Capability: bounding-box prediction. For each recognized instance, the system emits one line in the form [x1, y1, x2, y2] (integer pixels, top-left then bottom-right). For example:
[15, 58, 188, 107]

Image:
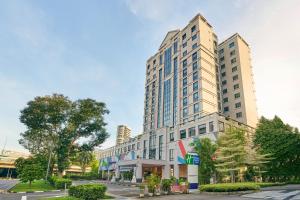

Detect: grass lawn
[10, 180, 55, 192]
[40, 195, 114, 200]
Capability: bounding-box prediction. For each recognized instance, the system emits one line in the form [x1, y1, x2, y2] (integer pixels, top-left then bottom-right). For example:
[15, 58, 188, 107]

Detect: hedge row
[69, 184, 107, 200]
[200, 183, 260, 192]
[63, 174, 98, 180]
[49, 176, 72, 189]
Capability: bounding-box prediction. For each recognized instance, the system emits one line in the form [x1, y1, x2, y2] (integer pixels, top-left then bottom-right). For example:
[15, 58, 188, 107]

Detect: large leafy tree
[19, 94, 109, 176]
[72, 150, 95, 174]
[190, 138, 217, 184]
[254, 116, 300, 182]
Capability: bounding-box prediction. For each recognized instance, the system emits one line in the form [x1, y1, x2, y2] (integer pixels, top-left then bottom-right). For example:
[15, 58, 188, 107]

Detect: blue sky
[0, 0, 300, 151]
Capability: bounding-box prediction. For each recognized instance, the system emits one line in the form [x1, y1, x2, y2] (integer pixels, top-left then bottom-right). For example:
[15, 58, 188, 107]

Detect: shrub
[49, 176, 72, 189]
[256, 182, 286, 188]
[200, 183, 260, 192]
[63, 173, 99, 180]
[69, 184, 107, 200]
[161, 179, 172, 192]
[54, 178, 72, 189]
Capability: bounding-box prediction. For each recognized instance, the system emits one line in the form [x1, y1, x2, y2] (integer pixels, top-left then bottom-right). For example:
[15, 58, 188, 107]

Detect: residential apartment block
[218, 34, 258, 127]
[116, 125, 131, 145]
[98, 14, 257, 188]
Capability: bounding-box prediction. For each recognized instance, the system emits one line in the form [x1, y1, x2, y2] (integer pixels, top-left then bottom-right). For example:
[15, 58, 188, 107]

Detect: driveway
[0, 179, 19, 192]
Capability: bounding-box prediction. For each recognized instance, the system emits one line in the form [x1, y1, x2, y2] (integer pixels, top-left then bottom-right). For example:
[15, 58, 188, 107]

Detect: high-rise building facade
[143, 14, 219, 133]
[98, 14, 257, 188]
[116, 125, 131, 145]
[218, 34, 258, 127]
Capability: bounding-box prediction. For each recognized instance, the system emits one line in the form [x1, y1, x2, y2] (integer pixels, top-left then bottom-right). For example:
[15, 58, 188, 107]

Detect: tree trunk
[29, 181, 32, 187]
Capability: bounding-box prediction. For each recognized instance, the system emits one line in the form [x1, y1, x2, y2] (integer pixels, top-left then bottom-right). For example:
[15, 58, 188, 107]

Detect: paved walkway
[0, 179, 19, 192]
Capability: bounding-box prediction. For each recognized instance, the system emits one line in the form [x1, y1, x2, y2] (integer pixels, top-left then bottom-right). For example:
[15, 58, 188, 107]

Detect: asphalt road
[1, 180, 300, 200]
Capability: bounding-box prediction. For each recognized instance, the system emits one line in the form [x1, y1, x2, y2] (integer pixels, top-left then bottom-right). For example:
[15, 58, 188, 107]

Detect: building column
[115, 165, 120, 179]
[174, 164, 179, 179]
[136, 163, 143, 183]
[163, 164, 170, 179]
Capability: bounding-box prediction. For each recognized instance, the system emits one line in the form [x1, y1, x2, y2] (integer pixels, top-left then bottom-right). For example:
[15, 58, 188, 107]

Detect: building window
[220, 56, 224, 62]
[234, 84, 239, 90]
[157, 69, 162, 128]
[193, 71, 198, 81]
[183, 50, 187, 57]
[192, 52, 197, 62]
[236, 112, 242, 118]
[194, 114, 199, 120]
[159, 55, 163, 65]
[193, 62, 198, 71]
[221, 72, 226, 77]
[143, 140, 147, 159]
[183, 107, 188, 118]
[192, 43, 197, 49]
[182, 42, 187, 48]
[230, 50, 236, 56]
[235, 92, 241, 99]
[189, 127, 196, 137]
[183, 97, 188, 107]
[170, 132, 174, 142]
[149, 135, 156, 159]
[233, 75, 239, 81]
[183, 77, 187, 87]
[223, 88, 227, 94]
[173, 41, 178, 53]
[224, 106, 229, 112]
[193, 81, 198, 91]
[183, 87, 187, 97]
[193, 92, 199, 102]
[173, 57, 178, 125]
[182, 33, 186, 40]
[180, 129, 186, 139]
[232, 66, 237, 72]
[163, 79, 171, 126]
[192, 34, 197, 41]
[221, 64, 225, 69]
[198, 124, 206, 134]
[219, 49, 224, 54]
[183, 59, 187, 68]
[235, 102, 241, 108]
[164, 47, 172, 77]
[223, 97, 228, 103]
[191, 25, 196, 32]
[159, 135, 163, 160]
[183, 68, 187, 77]
[231, 58, 237, 64]
[222, 80, 227, 85]
[169, 149, 174, 161]
[193, 103, 199, 113]
[209, 121, 214, 132]
[229, 42, 235, 48]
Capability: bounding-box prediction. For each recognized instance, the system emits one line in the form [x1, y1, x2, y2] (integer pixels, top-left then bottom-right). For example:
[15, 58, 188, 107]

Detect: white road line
[21, 196, 27, 200]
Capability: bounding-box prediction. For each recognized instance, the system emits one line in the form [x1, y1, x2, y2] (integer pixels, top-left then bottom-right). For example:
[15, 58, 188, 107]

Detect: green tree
[19, 94, 109, 176]
[190, 138, 217, 184]
[73, 151, 95, 174]
[215, 127, 246, 183]
[254, 116, 300, 182]
[15, 157, 44, 186]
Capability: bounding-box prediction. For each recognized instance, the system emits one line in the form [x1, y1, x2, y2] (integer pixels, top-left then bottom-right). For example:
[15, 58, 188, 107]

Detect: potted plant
[184, 181, 190, 194]
[155, 185, 161, 196]
[139, 184, 145, 198]
[161, 179, 172, 195]
[147, 182, 155, 197]
[147, 174, 160, 197]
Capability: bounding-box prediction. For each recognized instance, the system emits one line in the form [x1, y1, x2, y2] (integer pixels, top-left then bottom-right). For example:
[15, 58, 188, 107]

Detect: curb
[200, 190, 258, 195]
[10, 189, 62, 194]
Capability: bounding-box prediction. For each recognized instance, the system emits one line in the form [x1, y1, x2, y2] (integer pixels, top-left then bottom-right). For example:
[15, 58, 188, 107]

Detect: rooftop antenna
[1, 137, 7, 156]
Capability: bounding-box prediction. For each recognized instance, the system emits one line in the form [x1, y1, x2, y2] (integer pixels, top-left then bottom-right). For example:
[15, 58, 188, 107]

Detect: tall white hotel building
[98, 14, 257, 188]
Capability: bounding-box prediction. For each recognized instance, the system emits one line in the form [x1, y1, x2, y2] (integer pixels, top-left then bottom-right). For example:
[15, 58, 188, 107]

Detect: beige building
[218, 34, 258, 127]
[144, 14, 219, 133]
[116, 125, 131, 145]
[98, 14, 258, 187]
